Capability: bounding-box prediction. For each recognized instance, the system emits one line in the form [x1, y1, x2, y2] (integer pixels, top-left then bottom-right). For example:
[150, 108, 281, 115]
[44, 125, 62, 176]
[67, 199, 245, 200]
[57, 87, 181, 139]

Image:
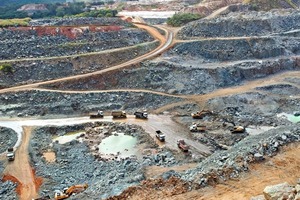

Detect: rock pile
[251, 179, 300, 200]
[181, 125, 300, 187]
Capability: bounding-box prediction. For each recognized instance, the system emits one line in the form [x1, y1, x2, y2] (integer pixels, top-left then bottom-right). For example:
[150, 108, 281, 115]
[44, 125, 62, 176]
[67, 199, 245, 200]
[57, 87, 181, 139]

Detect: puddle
[277, 113, 300, 123]
[53, 132, 84, 144]
[246, 126, 274, 135]
[98, 133, 137, 158]
[43, 151, 56, 162]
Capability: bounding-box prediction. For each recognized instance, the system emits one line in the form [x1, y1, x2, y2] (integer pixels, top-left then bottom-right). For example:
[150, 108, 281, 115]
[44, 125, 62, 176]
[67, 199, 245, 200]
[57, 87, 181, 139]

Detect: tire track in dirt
[3, 126, 40, 200]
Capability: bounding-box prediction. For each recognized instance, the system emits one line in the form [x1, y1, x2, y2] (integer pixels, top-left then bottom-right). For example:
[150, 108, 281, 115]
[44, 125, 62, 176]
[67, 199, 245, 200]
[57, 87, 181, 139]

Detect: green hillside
[0, 0, 65, 7]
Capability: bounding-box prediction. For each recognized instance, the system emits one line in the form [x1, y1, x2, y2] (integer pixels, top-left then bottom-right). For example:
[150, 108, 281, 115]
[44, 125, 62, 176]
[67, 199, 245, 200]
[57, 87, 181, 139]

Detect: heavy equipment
[191, 109, 212, 119]
[111, 110, 126, 118]
[54, 183, 88, 200]
[6, 147, 15, 161]
[230, 126, 245, 133]
[134, 111, 148, 119]
[89, 110, 104, 118]
[189, 124, 206, 132]
[155, 130, 165, 142]
[177, 139, 189, 152]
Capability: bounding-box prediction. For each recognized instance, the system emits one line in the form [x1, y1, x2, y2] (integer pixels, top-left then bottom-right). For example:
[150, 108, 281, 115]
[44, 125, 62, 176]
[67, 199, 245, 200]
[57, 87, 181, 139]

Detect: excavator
[191, 109, 213, 119]
[54, 184, 88, 200]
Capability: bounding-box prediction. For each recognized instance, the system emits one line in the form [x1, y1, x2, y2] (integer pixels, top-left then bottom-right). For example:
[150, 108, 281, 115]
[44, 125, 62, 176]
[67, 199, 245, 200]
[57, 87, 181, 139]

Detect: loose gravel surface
[30, 122, 180, 199]
[0, 127, 17, 154]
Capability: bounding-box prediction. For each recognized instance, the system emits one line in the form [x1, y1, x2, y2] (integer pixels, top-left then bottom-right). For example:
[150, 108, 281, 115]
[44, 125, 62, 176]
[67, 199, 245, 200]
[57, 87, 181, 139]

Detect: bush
[0, 18, 31, 27]
[0, 64, 13, 73]
[167, 13, 203, 27]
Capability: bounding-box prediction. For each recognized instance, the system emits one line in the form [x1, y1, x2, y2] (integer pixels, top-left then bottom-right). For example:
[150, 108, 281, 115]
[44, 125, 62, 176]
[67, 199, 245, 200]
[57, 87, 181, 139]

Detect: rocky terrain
[0, 127, 17, 154]
[0, 90, 181, 117]
[29, 122, 180, 199]
[251, 179, 300, 200]
[0, 7, 299, 200]
[178, 9, 300, 38]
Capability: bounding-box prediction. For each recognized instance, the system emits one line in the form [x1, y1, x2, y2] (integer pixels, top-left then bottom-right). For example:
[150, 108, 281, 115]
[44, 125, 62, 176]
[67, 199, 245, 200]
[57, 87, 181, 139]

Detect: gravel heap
[0, 127, 17, 154]
[178, 9, 300, 39]
[181, 125, 300, 187]
[30, 122, 178, 199]
[0, 90, 181, 117]
[251, 179, 300, 200]
[0, 28, 153, 60]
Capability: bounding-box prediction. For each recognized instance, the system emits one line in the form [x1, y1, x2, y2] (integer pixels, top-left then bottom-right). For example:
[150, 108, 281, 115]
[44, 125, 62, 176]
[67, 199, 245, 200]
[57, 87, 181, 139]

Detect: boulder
[263, 182, 293, 200]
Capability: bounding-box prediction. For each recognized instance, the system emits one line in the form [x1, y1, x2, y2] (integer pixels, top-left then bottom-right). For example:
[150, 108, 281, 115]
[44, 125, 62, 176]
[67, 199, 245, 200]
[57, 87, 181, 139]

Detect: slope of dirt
[104, 142, 300, 200]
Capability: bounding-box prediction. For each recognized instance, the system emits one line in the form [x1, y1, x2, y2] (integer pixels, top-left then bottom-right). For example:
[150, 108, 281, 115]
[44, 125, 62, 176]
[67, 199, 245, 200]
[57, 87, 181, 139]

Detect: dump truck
[191, 109, 213, 119]
[111, 110, 126, 118]
[6, 147, 15, 161]
[134, 111, 148, 119]
[177, 139, 189, 152]
[230, 126, 245, 133]
[155, 130, 165, 142]
[54, 184, 88, 200]
[189, 124, 206, 132]
[89, 110, 104, 118]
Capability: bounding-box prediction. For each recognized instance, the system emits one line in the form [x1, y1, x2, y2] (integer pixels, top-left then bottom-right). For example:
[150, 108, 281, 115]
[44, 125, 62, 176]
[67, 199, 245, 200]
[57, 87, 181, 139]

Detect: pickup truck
[155, 130, 165, 142]
[7, 147, 15, 161]
[177, 139, 189, 152]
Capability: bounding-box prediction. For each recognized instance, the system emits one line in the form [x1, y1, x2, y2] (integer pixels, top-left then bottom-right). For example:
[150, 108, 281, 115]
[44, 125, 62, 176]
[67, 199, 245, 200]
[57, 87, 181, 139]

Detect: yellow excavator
[54, 184, 88, 200]
[191, 109, 213, 119]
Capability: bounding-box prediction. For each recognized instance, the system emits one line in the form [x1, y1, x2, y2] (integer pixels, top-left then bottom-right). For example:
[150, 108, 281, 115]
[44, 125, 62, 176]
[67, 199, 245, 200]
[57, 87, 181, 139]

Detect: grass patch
[0, 18, 31, 27]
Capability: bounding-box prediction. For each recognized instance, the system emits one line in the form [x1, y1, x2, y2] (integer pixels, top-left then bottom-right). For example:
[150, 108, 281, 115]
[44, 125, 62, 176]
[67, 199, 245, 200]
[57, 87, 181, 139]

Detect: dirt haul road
[4, 126, 39, 200]
[117, 115, 212, 156]
[0, 23, 172, 94]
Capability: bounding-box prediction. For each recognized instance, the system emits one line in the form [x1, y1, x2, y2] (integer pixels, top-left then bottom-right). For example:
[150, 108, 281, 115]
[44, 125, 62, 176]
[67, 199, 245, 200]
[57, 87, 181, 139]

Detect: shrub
[167, 13, 203, 27]
[0, 64, 13, 73]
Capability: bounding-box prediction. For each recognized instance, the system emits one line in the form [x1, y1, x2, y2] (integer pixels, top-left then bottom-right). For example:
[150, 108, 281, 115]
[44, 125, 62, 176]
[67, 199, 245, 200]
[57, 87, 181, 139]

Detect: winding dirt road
[4, 126, 39, 200]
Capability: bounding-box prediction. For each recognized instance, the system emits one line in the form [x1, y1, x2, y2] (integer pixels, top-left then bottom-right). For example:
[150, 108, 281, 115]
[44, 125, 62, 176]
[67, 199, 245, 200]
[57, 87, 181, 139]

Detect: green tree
[167, 13, 202, 27]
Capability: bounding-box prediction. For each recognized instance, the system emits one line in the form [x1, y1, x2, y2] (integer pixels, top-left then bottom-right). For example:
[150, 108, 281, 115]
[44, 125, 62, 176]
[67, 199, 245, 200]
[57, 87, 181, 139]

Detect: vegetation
[0, 64, 14, 73]
[0, 0, 65, 7]
[75, 9, 118, 17]
[0, 18, 31, 27]
[167, 13, 203, 27]
[0, 1, 117, 20]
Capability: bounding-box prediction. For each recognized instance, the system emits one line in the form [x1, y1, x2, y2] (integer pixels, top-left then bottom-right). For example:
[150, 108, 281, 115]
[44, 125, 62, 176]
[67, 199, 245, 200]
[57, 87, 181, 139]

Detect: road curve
[0, 24, 173, 94]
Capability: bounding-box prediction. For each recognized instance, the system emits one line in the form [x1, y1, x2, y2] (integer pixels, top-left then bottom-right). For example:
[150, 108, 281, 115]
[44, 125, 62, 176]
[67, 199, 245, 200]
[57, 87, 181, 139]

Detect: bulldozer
[191, 109, 213, 119]
[54, 184, 88, 200]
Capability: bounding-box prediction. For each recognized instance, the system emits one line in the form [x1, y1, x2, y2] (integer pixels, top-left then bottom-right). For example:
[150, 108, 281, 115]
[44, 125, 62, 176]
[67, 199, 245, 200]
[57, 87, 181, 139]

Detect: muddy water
[98, 133, 137, 158]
